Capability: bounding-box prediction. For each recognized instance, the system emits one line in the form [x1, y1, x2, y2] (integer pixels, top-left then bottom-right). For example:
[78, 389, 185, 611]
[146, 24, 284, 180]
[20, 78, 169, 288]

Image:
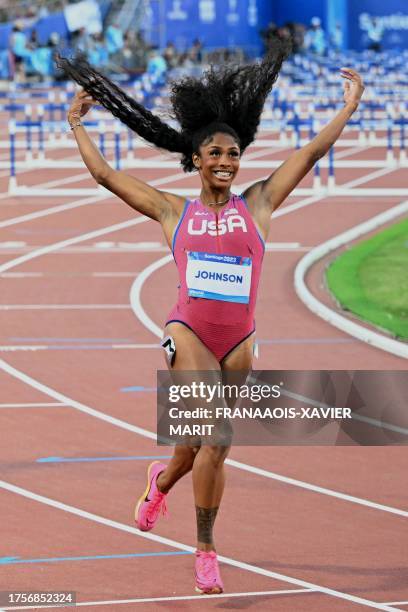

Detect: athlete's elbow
[94, 165, 113, 186]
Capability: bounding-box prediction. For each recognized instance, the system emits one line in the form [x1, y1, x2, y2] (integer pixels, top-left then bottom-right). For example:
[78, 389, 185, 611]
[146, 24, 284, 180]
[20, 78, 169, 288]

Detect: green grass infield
[326, 218, 408, 340]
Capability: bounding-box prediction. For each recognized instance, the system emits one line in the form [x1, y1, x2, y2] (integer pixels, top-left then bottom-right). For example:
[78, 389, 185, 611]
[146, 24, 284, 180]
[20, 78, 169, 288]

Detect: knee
[200, 445, 230, 467]
[174, 446, 198, 471]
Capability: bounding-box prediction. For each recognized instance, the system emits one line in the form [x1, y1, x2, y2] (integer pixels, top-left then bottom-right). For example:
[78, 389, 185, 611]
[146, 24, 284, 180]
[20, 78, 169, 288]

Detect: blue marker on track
[37, 455, 172, 463]
[0, 551, 191, 565]
[121, 386, 157, 392]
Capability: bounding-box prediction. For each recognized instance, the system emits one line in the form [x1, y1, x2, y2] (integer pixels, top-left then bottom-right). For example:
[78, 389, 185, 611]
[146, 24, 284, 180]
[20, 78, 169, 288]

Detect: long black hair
[57, 42, 289, 172]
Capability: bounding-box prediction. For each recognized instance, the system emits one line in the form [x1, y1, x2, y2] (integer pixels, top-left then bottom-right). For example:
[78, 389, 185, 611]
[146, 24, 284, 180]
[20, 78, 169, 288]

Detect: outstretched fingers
[340, 67, 364, 104]
[340, 67, 363, 83]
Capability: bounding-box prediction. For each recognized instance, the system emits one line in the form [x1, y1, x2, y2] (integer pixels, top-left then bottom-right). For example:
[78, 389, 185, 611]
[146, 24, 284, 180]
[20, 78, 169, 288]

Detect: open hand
[67, 89, 98, 125]
[340, 68, 364, 107]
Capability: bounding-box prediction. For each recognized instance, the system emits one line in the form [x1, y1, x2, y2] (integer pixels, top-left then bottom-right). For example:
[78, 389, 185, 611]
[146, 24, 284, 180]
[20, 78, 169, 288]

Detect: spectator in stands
[178, 51, 194, 69]
[189, 38, 203, 64]
[163, 41, 178, 69]
[9, 21, 30, 81]
[28, 29, 40, 51]
[29, 39, 52, 79]
[23, 28, 41, 77]
[366, 17, 384, 53]
[24, 5, 39, 28]
[88, 32, 109, 70]
[105, 22, 124, 58]
[146, 46, 167, 84]
[122, 30, 149, 73]
[72, 26, 91, 56]
[49, 32, 67, 81]
[0, 48, 10, 78]
[304, 17, 326, 55]
[330, 22, 343, 53]
[38, 1, 50, 19]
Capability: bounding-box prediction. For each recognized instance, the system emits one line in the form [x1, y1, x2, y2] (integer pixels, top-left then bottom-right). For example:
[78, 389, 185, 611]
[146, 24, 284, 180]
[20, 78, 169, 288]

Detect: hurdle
[7, 118, 102, 197]
[6, 95, 408, 198]
[1, 95, 402, 150]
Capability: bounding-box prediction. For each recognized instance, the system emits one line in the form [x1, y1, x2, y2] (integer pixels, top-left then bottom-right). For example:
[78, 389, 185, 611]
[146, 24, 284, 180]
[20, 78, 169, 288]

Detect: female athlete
[60, 45, 364, 594]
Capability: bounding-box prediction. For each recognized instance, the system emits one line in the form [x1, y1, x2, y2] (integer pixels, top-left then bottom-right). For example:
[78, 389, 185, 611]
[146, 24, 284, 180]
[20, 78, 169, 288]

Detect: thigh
[221, 333, 254, 412]
[162, 323, 222, 447]
[163, 322, 220, 371]
[221, 332, 254, 371]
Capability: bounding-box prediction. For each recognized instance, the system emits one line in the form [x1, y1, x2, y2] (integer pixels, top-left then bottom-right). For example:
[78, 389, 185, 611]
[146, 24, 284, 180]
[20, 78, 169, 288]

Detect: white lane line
[130, 254, 172, 338]
[113, 344, 158, 349]
[0, 216, 150, 275]
[33, 171, 99, 190]
[92, 272, 140, 277]
[0, 305, 131, 311]
[0, 402, 67, 408]
[0, 272, 140, 278]
[267, 242, 300, 248]
[0, 273, 44, 278]
[0, 358, 156, 440]
[0, 247, 168, 254]
[0, 589, 315, 610]
[0, 355, 406, 518]
[384, 601, 408, 606]
[295, 199, 408, 359]
[0, 344, 158, 352]
[1, 157, 392, 236]
[22, 158, 397, 170]
[0, 194, 107, 230]
[0, 242, 313, 255]
[243, 146, 291, 161]
[273, 165, 399, 219]
[340, 166, 398, 189]
[0, 480, 399, 612]
[96, 241, 161, 248]
[0, 168, 194, 229]
[0, 345, 55, 352]
[226, 458, 408, 517]
[334, 146, 372, 160]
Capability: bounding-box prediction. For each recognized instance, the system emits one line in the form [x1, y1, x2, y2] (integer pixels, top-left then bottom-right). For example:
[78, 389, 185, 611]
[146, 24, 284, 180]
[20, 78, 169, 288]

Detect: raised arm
[67, 90, 184, 222]
[244, 68, 364, 220]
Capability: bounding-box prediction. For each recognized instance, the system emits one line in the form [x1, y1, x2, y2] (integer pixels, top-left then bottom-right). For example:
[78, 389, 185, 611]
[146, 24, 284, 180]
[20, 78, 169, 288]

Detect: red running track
[0, 136, 407, 611]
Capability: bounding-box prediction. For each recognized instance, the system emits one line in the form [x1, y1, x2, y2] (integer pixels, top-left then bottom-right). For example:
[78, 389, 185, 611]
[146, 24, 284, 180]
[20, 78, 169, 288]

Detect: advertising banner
[143, 0, 270, 54]
[63, 0, 102, 34]
[348, 0, 408, 50]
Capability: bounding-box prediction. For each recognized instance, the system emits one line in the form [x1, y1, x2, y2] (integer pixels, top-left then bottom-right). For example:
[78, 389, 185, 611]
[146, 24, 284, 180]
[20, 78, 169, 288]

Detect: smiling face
[192, 132, 241, 188]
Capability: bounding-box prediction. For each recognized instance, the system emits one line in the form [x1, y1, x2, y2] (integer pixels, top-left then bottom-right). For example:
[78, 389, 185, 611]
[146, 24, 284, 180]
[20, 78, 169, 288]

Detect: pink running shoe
[195, 550, 224, 594]
[135, 461, 167, 531]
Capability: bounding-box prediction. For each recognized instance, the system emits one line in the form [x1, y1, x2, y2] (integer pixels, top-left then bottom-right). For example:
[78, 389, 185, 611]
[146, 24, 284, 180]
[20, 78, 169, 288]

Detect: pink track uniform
[166, 194, 265, 362]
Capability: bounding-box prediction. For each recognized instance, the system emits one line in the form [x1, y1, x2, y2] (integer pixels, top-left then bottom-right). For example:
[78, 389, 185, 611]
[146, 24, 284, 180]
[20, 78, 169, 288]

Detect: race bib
[186, 251, 252, 303]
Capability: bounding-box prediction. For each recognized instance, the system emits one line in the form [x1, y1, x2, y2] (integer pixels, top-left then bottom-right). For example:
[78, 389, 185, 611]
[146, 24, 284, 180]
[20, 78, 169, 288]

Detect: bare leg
[157, 445, 198, 493]
[157, 323, 227, 549]
[192, 332, 255, 551]
[158, 323, 255, 553]
[192, 445, 230, 551]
